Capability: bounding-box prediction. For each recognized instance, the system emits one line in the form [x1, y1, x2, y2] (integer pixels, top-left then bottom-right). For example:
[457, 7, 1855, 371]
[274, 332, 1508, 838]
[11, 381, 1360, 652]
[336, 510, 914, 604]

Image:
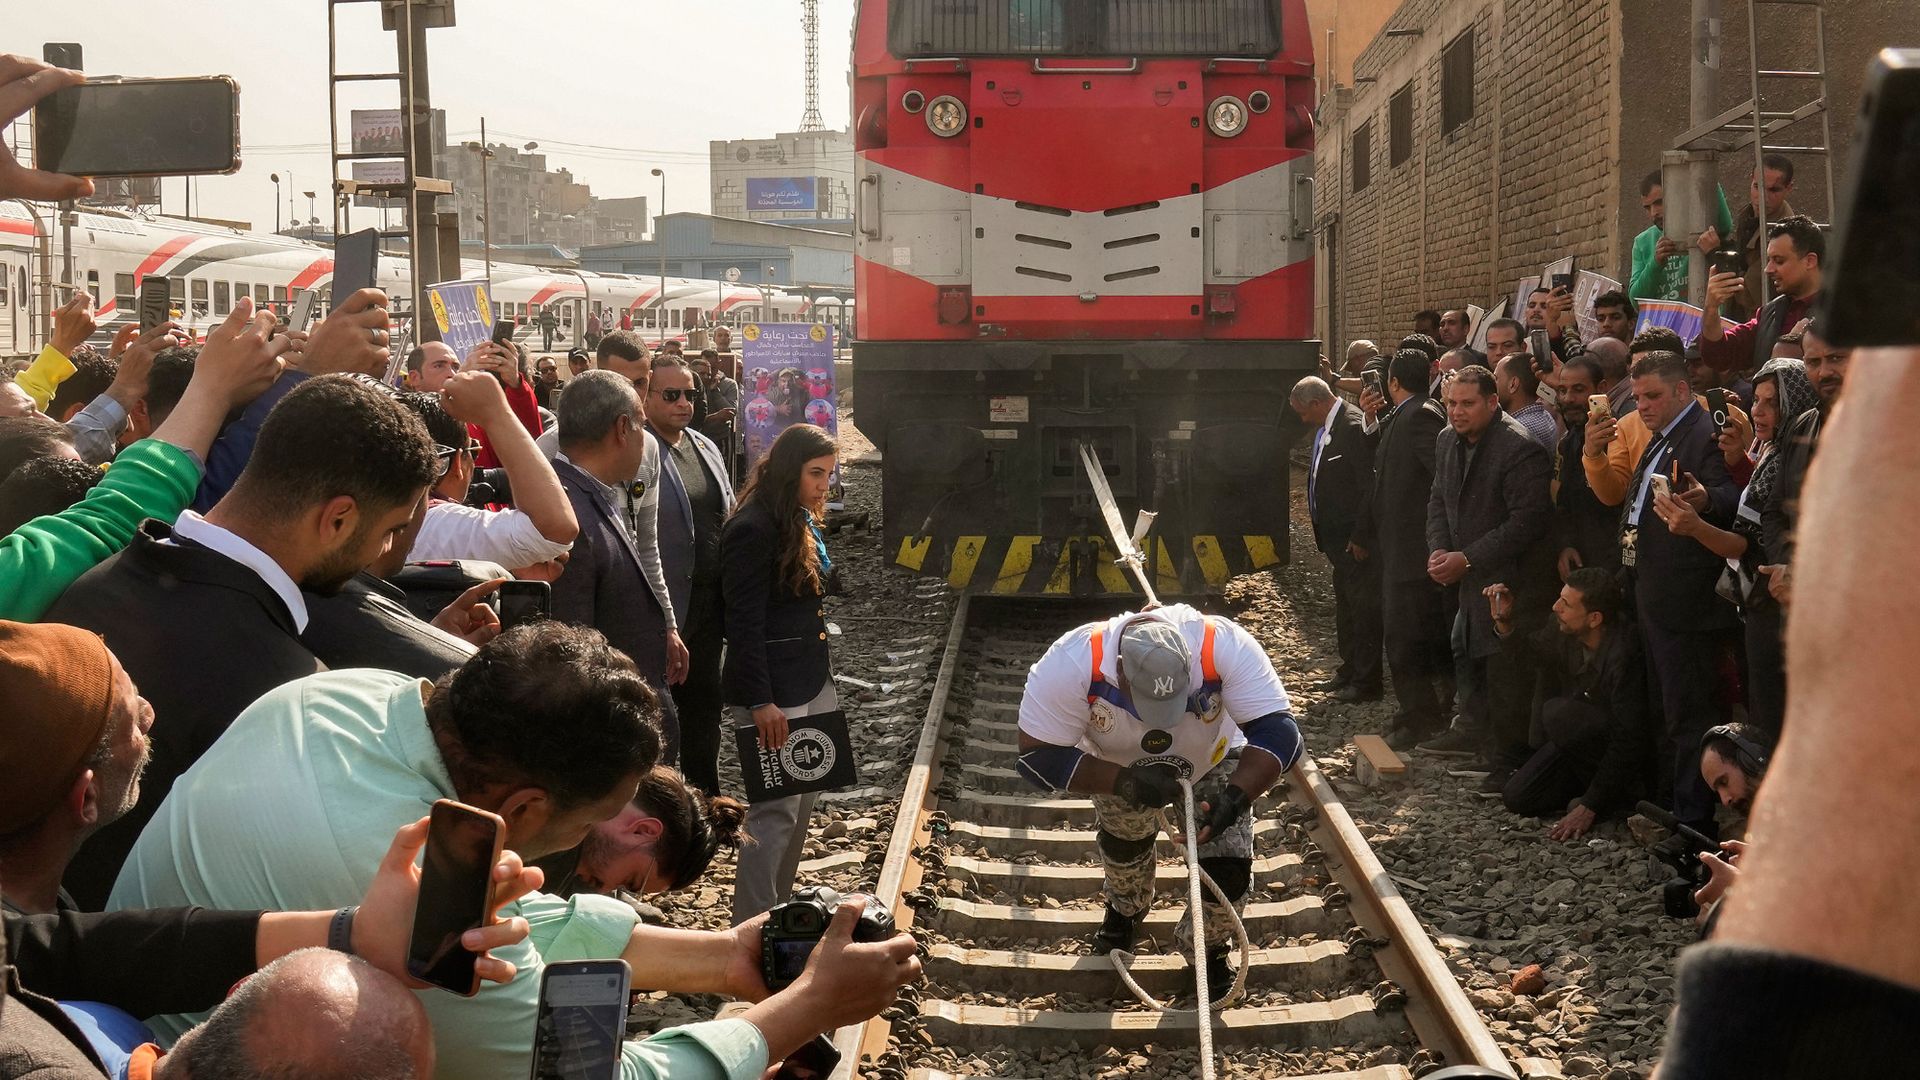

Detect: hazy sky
[9, 0, 857, 231]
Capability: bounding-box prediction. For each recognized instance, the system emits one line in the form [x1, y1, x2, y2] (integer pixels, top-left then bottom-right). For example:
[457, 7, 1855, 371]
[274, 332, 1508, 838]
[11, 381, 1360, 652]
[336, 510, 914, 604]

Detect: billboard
[350, 109, 407, 156]
[746, 176, 819, 212]
[350, 161, 407, 208]
[740, 322, 840, 502]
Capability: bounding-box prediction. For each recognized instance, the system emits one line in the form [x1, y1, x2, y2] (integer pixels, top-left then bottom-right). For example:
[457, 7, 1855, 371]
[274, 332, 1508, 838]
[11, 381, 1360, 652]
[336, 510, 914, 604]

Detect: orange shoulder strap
[1089, 628, 1106, 686]
[1200, 619, 1220, 683]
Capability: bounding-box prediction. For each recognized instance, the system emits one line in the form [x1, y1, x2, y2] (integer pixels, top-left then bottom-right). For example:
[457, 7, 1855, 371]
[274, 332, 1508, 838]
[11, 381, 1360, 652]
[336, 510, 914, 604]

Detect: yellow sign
[809, 324, 827, 342]
[742, 324, 762, 342]
[429, 291, 452, 334]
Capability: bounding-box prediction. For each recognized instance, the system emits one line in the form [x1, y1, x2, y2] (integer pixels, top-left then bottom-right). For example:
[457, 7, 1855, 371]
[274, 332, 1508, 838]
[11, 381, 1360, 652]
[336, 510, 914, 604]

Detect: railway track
[831, 595, 1521, 1080]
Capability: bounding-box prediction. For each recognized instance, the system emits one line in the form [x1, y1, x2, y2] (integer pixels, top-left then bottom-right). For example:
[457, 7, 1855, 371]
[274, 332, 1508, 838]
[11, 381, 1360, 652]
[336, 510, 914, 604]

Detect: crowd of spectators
[0, 52, 914, 1080]
[1304, 159, 1842, 876]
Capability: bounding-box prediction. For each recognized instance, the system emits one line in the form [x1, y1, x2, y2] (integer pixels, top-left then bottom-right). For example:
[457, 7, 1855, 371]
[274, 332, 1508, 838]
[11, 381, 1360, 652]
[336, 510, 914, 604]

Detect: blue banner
[425, 279, 496, 365]
[746, 177, 818, 212]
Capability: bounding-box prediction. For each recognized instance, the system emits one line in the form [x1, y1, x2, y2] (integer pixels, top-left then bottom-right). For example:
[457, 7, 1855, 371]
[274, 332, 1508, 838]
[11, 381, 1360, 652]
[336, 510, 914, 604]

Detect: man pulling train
[1016, 605, 1304, 993]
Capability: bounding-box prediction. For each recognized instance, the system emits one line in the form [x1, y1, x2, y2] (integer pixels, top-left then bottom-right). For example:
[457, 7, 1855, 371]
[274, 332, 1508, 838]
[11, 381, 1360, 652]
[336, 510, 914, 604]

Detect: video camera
[761, 886, 896, 992]
[1637, 801, 1719, 920]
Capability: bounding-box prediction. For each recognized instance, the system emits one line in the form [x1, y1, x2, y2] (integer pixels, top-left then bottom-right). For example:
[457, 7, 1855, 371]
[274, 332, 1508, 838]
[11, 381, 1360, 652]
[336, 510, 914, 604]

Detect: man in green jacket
[1630, 170, 1735, 304]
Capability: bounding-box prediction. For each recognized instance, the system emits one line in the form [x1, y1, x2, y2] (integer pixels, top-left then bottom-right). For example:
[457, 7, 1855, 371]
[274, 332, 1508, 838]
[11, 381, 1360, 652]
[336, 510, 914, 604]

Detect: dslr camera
[1637, 801, 1717, 919]
[761, 886, 896, 992]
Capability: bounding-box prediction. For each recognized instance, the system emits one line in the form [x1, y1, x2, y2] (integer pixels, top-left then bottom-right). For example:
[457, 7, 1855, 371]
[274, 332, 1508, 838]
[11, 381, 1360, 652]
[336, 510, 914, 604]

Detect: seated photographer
[1484, 573, 1652, 842]
[110, 623, 919, 1080]
[535, 768, 749, 899]
[398, 366, 577, 571]
[3, 818, 542, 1080]
[1687, 724, 1774, 930]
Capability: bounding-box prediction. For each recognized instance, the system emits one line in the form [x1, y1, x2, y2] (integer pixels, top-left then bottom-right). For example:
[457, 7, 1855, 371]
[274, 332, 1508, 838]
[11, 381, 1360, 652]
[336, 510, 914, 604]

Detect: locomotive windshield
[887, 0, 1281, 59]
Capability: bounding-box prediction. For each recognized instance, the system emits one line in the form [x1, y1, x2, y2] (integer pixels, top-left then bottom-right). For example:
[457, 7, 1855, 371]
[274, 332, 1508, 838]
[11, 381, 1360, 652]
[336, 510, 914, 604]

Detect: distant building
[580, 212, 852, 296]
[709, 130, 853, 225]
[443, 143, 645, 253]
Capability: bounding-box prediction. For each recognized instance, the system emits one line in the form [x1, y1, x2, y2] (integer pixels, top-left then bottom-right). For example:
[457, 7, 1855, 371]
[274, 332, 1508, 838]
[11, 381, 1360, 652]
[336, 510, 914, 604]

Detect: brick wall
[1317, 0, 1905, 353]
[1316, 0, 1624, 354]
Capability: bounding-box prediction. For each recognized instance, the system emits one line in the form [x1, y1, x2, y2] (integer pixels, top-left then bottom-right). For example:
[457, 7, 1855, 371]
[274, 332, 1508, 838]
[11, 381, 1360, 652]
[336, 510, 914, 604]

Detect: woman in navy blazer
[720, 423, 840, 923]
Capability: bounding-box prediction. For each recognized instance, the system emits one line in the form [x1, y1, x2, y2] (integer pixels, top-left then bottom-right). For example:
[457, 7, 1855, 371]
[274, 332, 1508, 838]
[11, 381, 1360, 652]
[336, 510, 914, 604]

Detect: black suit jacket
[301, 571, 475, 680]
[1355, 395, 1446, 583]
[721, 498, 831, 709]
[47, 520, 325, 909]
[549, 457, 670, 682]
[1305, 399, 1375, 554]
[1625, 403, 1740, 632]
[1557, 426, 1622, 572]
[1427, 414, 1556, 657]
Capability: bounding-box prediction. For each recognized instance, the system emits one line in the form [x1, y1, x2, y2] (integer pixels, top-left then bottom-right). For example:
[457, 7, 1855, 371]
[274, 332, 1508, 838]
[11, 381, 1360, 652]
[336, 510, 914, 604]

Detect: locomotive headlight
[1207, 96, 1250, 138]
[926, 95, 968, 138]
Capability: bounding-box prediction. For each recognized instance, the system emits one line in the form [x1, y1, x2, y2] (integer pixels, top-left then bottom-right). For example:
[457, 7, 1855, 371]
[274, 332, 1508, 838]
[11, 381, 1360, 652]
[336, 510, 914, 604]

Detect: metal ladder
[1674, 0, 1836, 307]
[324, 0, 455, 330]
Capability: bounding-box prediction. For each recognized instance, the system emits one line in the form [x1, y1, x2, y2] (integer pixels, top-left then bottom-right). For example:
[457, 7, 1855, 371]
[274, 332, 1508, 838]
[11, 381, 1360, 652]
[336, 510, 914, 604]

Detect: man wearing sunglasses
[405, 355, 578, 575]
[646, 356, 737, 796]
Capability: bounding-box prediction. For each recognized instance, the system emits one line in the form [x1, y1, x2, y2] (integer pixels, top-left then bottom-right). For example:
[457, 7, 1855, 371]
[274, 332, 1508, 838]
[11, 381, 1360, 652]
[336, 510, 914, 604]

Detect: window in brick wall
[1352, 120, 1372, 192]
[1442, 28, 1475, 134]
[1390, 84, 1413, 167]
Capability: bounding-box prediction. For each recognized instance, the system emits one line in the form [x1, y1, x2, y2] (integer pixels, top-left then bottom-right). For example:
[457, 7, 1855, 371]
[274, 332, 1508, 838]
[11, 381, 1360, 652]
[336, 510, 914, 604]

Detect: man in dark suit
[1552, 356, 1623, 578]
[1418, 365, 1555, 775]
[645, 356, 737, 795]
[47, 375, 437, 908]
[1353, 350, 1451, 745]
[1622, 350, 1740, 836]
[1290, 376, 1381, 702]
[549, 369, 682, 758]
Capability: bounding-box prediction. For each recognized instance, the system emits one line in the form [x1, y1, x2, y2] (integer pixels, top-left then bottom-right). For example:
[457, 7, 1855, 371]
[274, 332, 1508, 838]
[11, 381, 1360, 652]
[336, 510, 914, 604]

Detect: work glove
[1196, 784, 1252, 840]
[1113, 763, 1183, 809]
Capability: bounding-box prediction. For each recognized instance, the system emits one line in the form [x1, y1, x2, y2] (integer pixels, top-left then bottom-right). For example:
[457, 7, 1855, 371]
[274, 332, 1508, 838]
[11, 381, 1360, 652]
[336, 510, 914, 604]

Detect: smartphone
[1588, 394, 1613, 422]
[492, 318, 517, 347]
[139, 277, 172, 332]
[1707, 249, 1743, 279]
[1650, 473, 1672, 502]
[1705, 387, 1730, 432]
[34, 76, 240, 179]
[530, 959, 632, 1080]
[1362, 369, 1383, 398]
[494, 579, 550, 630]
[406, 799, 505, 997]
[1549, 272, 1573, 293]
[1819, 48, 1920, 346]
[42, 43, 83, 71]
[331, 229, 380, 313]
[1528, 328, 1554, 372]
[288, 288, 319, 333]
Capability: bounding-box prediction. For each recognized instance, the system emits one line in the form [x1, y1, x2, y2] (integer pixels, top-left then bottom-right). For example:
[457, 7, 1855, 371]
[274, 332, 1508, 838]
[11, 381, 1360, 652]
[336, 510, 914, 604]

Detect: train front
[852, 0, 1321, 597]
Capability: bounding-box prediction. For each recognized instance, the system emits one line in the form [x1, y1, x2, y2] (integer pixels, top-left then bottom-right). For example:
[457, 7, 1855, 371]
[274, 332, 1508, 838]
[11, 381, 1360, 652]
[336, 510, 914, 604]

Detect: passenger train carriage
[0, 202, 845, 358]
[852, 0, 1320, 597]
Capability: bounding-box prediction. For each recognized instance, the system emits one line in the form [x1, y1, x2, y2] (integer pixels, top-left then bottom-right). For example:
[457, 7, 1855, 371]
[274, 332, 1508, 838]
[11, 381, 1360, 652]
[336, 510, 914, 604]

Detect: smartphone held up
[35, 76, 241, 179]
[531, 960, 631, 1080]
[407, 799, 505, 998]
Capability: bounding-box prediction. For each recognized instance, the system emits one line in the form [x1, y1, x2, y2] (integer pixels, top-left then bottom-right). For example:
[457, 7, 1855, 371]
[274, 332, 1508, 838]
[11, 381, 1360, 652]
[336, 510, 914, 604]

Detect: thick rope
[1107, 778, 1253, 1080]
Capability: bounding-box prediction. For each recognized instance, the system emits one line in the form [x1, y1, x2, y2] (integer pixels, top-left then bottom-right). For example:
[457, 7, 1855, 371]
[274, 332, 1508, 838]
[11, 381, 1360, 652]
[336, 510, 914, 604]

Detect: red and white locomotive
[851, 0, 1320, 596]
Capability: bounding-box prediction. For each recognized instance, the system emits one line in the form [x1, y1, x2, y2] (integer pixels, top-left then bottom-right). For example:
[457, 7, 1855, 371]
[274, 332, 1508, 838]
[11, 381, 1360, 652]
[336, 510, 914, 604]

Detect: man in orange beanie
[0, 620, 153, 916]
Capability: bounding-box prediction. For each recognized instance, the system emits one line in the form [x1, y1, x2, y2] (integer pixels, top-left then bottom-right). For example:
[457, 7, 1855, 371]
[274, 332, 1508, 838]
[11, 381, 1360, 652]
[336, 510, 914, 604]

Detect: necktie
[1309, 426, 1326, 513]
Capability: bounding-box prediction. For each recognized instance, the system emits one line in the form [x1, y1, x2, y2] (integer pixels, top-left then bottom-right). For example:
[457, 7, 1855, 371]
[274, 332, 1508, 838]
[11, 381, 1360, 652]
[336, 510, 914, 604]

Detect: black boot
[1188, 950, 1235, 1000]
[1092, 905, 1141, 955]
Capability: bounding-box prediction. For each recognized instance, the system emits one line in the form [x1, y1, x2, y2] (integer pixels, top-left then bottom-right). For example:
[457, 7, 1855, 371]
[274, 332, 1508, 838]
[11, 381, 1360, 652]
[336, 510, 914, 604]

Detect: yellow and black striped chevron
[894, 534, 1285, 596]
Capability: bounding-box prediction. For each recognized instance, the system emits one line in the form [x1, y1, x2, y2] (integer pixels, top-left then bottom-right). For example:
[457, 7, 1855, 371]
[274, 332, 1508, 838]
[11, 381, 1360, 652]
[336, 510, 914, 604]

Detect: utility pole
[1686, 0, 1721, 304]
[395, 1, 442, 320]
[652, 168, 668, 348]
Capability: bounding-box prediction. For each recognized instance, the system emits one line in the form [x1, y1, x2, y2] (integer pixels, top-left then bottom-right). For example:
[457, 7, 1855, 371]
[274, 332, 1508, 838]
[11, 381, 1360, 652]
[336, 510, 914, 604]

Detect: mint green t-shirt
[110, 668, 767, 1080]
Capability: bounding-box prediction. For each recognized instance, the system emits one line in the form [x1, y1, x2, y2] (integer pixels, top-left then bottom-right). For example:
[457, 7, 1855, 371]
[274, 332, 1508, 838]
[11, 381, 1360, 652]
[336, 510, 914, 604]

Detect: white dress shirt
[169, 510, 311, 632]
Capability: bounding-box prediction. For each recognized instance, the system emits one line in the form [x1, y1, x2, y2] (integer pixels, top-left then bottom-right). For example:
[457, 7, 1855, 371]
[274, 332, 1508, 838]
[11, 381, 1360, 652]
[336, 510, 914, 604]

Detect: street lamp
[651, 168, 668, 348]
[270, 173, 282, 233]
[465, 125, 496, 285]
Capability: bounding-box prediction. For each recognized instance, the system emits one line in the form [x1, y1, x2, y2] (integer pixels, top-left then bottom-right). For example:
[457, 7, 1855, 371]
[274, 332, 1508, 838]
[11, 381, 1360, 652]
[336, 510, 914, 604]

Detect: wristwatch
[328, 906, 359, 956]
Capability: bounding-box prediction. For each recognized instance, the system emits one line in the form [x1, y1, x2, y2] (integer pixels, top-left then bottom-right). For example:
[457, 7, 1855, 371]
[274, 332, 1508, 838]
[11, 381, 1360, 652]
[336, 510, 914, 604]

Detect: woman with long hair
[720, 423, 840, 923]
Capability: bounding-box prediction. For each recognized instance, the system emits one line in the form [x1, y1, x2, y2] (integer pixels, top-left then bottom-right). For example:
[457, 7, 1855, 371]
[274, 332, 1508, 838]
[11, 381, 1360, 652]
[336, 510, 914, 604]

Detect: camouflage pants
[1091, 749, 1255, 953]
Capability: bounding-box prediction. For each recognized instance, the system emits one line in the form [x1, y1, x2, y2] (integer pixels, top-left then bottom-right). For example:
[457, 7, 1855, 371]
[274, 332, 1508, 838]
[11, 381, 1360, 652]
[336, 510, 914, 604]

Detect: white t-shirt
[1018, 604, 1292, 779]
[408, 501, 574, 568]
